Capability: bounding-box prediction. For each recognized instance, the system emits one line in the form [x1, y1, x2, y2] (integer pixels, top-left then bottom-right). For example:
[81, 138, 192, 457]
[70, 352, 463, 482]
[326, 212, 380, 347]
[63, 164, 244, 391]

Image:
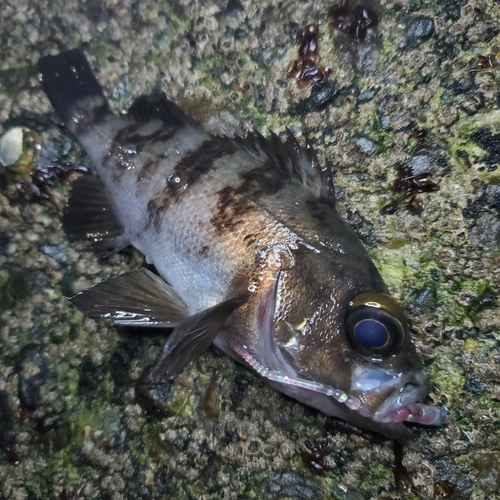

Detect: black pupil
[354, 319, 389, 349]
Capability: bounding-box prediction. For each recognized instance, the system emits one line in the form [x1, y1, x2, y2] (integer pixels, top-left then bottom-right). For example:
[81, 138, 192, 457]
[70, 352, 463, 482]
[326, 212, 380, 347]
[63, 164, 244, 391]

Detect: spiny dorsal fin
[63, 174, 128, 250]
[128, 92, 200, 130]
[233, 130, 335, 206]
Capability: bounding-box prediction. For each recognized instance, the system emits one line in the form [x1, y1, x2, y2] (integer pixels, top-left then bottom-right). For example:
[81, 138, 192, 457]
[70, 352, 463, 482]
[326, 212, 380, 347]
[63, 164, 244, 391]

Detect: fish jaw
[349, 363, 446, 426]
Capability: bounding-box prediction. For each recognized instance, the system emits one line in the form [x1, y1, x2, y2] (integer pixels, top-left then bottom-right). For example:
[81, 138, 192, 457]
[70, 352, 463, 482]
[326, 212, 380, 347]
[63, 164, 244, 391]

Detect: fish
[37, 49, 446, 442]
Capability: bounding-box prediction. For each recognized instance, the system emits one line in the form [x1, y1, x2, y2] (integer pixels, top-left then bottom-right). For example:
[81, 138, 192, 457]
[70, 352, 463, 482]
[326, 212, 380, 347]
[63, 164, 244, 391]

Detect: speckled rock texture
[0, 0, 499, 498]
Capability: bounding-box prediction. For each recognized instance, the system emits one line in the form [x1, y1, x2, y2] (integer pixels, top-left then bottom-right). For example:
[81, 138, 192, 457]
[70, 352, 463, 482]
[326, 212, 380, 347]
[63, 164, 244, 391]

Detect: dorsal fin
[127, 92, 200, 129]
[234, 130, 335, 206]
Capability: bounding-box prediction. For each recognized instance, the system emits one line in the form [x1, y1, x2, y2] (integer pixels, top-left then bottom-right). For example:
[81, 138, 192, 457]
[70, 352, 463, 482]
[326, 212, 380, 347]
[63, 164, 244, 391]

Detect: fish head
[250, 249, 444, 440]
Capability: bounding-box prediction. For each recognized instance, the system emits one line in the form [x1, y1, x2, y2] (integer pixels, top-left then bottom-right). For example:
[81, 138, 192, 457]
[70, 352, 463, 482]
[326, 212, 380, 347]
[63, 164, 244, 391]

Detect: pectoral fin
[69, 268, 189, 327]
[146, 294, 248, 381]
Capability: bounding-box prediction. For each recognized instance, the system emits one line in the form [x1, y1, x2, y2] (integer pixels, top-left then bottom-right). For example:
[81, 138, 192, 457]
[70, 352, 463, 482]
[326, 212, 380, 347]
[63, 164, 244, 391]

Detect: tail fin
[38, 49, 111, 130]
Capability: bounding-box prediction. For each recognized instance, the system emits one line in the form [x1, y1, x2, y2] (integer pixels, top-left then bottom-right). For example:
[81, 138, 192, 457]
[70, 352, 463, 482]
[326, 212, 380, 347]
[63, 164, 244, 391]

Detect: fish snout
[372, 370, 446, 426]
[350, 366, 445, 426]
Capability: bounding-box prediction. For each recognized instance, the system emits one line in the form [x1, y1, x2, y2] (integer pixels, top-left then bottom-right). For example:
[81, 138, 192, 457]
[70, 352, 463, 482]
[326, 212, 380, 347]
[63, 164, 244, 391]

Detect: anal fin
[63, 174, 127, 250]
[69, 268, 189, 327]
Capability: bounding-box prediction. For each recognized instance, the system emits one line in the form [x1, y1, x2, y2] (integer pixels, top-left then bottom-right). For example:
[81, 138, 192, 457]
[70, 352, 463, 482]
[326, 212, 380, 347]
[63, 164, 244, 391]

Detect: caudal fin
[38, 49, 111, 129]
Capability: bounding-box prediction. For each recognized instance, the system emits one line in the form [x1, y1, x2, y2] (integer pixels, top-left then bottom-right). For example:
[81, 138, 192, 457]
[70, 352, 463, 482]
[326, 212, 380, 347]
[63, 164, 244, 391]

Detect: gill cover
[345, 293, 409, 361]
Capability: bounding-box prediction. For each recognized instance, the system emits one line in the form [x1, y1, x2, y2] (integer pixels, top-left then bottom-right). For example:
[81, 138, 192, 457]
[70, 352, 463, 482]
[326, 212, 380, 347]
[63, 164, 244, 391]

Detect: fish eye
[345, 293, 408, 361]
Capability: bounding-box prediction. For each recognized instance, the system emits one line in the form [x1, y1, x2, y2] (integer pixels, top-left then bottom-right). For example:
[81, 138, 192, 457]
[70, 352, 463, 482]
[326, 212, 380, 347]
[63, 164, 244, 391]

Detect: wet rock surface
[1, 0, 500, 499]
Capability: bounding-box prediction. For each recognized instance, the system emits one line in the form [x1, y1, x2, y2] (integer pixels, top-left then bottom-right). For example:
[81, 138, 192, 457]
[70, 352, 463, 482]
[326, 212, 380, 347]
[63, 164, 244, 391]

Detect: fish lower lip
[373, 378, 446, 426]
[380, 402, 447, 426]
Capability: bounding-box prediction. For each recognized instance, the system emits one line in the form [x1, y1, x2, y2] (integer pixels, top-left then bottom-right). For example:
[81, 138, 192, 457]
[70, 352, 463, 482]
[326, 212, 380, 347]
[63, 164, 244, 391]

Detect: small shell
[0, 127, 24, 167]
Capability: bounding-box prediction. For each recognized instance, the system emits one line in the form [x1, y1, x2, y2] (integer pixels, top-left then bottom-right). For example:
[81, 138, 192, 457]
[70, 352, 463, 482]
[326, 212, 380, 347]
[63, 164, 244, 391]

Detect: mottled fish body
[38, 50, 445, 441]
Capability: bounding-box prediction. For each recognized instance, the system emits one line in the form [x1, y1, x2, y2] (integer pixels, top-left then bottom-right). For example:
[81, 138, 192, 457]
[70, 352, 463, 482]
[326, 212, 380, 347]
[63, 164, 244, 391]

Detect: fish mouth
[372, 378, 447, 426]
[352, 368, 447, 426]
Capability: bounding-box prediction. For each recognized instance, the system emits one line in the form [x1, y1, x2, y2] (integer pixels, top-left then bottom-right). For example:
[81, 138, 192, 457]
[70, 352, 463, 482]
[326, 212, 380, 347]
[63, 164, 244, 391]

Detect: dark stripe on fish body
[73, 102, 111, 136]
[125, 128, 178, 154]
[148, 137, 239, 232]
[207, 157, 287, 237]
[105, 123, 178, 178]
[210, 185, 256, 237]
[137, 157, 160, 183]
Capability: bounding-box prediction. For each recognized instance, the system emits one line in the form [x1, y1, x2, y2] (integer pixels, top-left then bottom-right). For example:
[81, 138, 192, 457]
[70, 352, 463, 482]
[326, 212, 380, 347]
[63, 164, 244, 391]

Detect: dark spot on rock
[294, 80, 339, 114]
[346, 209, 375, 244]
[299, 440, 332, 475]
[108, 336, 143, 402]
[467, 287, 498, 319]
[463, 374, 487, 394]
[406, 16, 434, 45]
[36, 418, 72, 454]
[199, 456, 225, 493]
[135, 375, 174, 418]
[0, 232, 10, 254]
[0, 67, 30, 96]
[380, 159, 439, 215]
[469, 212, 500, 248]
[486, 184, 500, 214]
[224, 0, 244, 17]
[453, 327, 480, 340]
[229, 368, 252, 409]
[409, 283, 438, 315]
[434, 457, 474, 500]
[393, 440, 411, 490]
[328, 2, 380, 41]
[484, 27, 499, 43]
[471, 92, 486, 110]
[78, 356, 107, 397]
[436, 0, 468, 21]
[409, 128, 427, 140]
[85, 0, 114, 24]
[456, 149, 471, 168]
[265, 470, 324, 499]
[0, 391, 15, 455]
[434, 479, 456, 498]
[472, 128, 500, 171]
[287, 24, 332, 88]
[462, 192, 486, 219]
[15, 344, 49, 411]
[154, 470, 179, 497]
[248, 440, 260, 453]
[2, 267, 48, 308]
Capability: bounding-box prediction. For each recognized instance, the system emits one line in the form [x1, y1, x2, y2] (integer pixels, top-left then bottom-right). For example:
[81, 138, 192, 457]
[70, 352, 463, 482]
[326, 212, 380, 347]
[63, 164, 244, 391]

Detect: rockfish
[38, 49, 445, 441]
